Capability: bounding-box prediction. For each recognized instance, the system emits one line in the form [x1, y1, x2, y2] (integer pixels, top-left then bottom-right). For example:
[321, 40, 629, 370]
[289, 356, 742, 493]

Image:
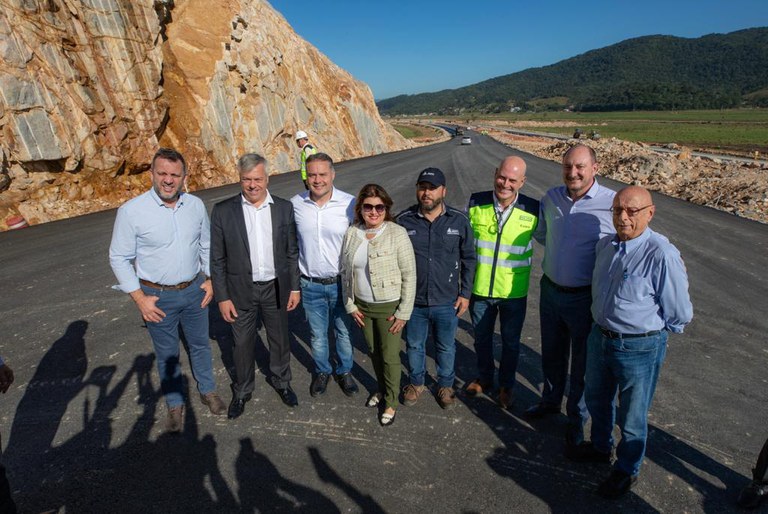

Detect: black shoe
[524, 402, 561, 418]
[738, 480, 768, 509]
[564, 428, 583, 448]
[227, 393, 252, 419]
[565, 442, 611, 463]
[336, 373, 359, 396]
[597, 469, 637, 499]
[310, 373, 330, 397]
[276, 385, 298, 407]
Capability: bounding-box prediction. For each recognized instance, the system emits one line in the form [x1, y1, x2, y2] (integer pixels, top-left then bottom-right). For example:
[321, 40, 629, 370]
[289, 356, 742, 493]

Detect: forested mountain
[376, 28, 768, 114]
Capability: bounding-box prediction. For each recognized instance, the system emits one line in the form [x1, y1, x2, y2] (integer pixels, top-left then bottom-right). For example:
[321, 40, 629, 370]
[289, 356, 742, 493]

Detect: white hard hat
[295, 130, 308, 140]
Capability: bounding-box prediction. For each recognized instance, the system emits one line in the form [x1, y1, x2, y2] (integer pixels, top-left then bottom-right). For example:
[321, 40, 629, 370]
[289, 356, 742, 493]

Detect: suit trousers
[231, 280, 292, 396]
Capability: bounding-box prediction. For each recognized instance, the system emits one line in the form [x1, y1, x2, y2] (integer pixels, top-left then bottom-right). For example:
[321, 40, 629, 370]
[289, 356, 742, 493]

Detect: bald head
[612, 186, 655, 241]
[617, 186, 652, 206]
[494, 156, 527, 207]
[499, 156, 527, 176]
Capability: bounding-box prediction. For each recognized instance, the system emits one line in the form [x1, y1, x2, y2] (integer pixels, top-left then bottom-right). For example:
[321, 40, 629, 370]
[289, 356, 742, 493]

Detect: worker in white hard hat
[295, 130, 317, 190]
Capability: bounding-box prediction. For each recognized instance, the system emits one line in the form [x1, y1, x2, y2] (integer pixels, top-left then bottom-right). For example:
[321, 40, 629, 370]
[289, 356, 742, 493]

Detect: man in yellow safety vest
[295, 130, 317, 190]
[465, 155, 539, 410]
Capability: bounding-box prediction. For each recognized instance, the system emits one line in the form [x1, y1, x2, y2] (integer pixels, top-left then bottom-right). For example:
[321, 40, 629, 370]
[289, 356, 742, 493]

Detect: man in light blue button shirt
[526, 144, 616, 451]
[109, 148, 225, 432]
[580, 185, 693, 499]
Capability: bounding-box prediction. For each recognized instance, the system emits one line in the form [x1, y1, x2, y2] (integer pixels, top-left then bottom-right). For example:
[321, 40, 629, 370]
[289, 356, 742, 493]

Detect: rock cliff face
[0, 0, 409, 229]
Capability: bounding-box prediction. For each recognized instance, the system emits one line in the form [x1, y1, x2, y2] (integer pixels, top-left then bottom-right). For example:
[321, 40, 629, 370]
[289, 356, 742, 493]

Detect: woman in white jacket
[340, 184, 416, 426]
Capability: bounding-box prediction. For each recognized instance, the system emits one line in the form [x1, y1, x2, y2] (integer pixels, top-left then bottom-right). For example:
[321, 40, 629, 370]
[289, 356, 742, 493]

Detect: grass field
[391, 123, 441, 140]
[438, 109, 768, 154]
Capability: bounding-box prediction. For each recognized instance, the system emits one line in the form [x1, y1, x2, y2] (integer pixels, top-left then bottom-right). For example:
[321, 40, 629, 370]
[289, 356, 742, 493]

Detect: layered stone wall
[0, 0, 409, 229]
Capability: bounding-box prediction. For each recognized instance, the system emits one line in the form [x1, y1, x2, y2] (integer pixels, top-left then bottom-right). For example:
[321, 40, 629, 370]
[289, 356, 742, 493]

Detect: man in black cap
[396, 168, 476, 409]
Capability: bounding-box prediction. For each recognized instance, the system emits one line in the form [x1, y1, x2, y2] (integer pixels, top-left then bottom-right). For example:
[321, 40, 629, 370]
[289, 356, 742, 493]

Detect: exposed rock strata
[0, 0, 409, 229]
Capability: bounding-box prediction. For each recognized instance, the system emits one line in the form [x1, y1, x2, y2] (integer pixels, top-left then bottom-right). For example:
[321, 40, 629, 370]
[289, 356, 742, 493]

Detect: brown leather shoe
[200, 392, 227, 415]
[403, 384, 427, 406]
[465, 379, 492, 396]
[437, 387, 456, 409]
[498, 387, 514, 409]
[166, 405, 184, 433]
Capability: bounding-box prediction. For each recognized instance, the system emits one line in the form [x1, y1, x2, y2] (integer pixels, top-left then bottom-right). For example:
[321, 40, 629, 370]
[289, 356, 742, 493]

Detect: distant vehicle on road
[455, 125, 464, 136]
[461, 136, 472, 145]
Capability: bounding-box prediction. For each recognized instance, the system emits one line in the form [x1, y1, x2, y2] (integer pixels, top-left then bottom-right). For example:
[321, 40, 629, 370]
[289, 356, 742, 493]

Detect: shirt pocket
[616, 275, 652, 303]
[442, 232, 460, 253]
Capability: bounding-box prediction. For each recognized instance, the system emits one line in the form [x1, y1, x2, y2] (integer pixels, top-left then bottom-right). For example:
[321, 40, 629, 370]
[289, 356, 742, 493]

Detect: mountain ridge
[377, 28, 768, 114]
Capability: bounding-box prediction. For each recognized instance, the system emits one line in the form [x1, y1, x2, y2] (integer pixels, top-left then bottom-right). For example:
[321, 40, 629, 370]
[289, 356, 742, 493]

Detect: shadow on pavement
[2, 319, 380, 513]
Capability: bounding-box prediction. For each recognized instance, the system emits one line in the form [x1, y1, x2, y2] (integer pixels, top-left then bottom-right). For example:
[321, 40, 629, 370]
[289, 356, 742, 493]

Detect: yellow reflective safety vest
[468, 191, 539, 299]
[300, 143, 317, 181]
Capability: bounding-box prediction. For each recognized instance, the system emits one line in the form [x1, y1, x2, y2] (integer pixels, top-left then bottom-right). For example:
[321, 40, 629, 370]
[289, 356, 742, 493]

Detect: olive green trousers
[355, 298, 402, 410]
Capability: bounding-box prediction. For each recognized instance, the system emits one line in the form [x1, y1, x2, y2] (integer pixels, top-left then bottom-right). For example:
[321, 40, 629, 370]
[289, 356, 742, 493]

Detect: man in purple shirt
[526, 144, 615, 454]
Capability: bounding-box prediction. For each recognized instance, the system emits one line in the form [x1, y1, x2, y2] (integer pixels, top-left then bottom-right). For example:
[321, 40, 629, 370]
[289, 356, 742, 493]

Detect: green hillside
[377, 28, 768, 114]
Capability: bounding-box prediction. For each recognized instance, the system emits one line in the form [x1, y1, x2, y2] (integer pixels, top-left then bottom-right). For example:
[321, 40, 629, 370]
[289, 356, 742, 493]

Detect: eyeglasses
[610, 205, 652, 217]
[362, 203, 386, 213]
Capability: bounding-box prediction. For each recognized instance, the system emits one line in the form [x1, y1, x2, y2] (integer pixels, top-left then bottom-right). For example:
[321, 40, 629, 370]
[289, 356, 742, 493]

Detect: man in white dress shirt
[291, 153, 359, 398]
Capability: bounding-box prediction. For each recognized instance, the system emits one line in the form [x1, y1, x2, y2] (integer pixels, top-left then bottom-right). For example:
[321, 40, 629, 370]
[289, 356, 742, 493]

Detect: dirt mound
[488, 131, 768, 223]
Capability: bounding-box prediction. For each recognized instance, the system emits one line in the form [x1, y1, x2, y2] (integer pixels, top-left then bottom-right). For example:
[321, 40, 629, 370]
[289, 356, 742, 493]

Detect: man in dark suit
[211, 153, 301, 418]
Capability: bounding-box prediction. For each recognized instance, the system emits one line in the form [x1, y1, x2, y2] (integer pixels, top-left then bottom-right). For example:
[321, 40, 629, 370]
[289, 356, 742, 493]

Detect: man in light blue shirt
[109, 148, 225, 432]
[578, 185, 692, 499]
[526, 144, 615, 452]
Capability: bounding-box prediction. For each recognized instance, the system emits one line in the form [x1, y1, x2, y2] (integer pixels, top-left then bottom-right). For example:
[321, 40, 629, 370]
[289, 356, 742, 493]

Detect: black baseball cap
[416, 167, 445, 187]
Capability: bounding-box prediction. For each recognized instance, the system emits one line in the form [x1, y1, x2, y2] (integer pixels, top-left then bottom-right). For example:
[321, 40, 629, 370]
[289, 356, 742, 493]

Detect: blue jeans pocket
[618, 335, 660, 353]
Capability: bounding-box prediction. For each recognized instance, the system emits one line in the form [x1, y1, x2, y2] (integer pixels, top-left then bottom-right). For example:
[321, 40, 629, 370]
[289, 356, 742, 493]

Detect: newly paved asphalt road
[1, 132, 766, 513]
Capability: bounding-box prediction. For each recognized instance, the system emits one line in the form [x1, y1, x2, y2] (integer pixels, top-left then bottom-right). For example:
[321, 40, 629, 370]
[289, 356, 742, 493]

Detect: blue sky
[269, 0, 768, 100]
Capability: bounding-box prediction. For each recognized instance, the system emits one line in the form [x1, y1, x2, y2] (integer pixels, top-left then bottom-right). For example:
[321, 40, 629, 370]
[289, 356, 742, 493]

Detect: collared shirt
[110, 189, 210, 292]
[242, 192, 276, 282]
[592, 228, 693, 334]
[493, 192, 517, 231]
[290, 187, 355, 278]
[535, 179, 615, 287]
[397, 204, 476, 306]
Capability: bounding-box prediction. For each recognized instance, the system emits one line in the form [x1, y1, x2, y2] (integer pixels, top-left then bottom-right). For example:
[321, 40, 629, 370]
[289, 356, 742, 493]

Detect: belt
[301, 274, 339, 285]
[253, 279, 275, 286]
[544, 275, 591, 294]
[599, 326, 661, 339]
[139, 279, 194, 290]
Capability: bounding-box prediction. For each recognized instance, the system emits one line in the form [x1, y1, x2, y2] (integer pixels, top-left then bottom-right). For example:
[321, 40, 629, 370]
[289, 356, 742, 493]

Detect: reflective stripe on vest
[468, 201, 537, 298]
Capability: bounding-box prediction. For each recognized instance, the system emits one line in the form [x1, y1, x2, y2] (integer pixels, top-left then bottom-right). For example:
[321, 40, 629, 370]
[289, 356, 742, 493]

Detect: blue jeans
[539, 276, 592, 441]
[142, 275, 216, 407]
[405, 304, 459, 388]
[301, 277, 354, 375]
[469, 295, 527, 389]
[585, 324, 668, 476]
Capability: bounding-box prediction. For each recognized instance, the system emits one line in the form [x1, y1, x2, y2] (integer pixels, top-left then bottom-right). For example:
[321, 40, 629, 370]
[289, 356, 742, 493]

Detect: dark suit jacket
[210, 193, 300, 309]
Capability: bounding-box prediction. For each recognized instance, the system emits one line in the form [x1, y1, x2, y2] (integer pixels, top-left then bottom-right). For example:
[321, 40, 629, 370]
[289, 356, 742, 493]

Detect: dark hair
[306, 152, 334, 170]
[152, 148, 187, 175]
[237, 153, 267, 175]
[564, 143, 597, 164]
[354, 183, 394, 225]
